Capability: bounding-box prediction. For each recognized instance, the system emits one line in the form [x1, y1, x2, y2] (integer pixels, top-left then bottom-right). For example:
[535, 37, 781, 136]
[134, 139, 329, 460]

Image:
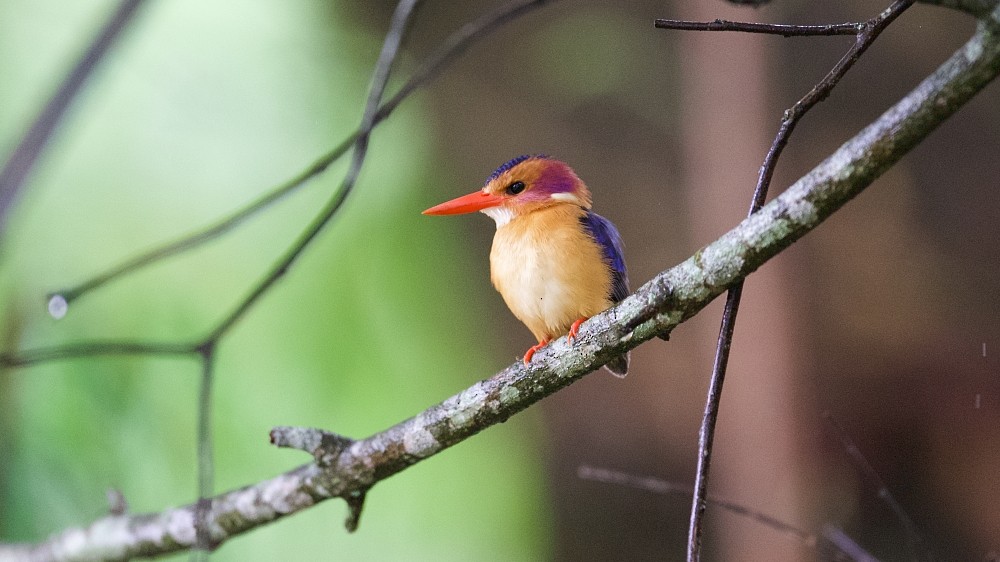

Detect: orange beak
[422, 190, 504, 215]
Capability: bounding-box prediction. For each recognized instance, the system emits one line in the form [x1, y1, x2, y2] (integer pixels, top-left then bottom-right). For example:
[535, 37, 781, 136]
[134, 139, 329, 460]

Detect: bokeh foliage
[0, 1, 549, 559]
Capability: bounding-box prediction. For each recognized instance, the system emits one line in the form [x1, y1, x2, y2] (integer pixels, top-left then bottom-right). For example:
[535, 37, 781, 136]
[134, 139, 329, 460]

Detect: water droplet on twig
[48, 294, 68, 319]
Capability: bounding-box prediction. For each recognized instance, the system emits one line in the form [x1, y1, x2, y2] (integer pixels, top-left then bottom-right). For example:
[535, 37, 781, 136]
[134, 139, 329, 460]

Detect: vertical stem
[684, 2, 916, 559]
[193, 345, 215, 558]
[686, 284, 744, 560]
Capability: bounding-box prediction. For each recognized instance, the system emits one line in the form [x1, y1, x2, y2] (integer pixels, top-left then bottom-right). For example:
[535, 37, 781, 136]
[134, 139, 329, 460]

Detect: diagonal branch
[0, 0, 147, 236]
[2, 0, 558, 368]
[47, 0, 556, 310]
[921, 0, 998, 17]
[823, 412, 931, 561]
[577, 465, 880, 562]
[2, 8, 998, 559]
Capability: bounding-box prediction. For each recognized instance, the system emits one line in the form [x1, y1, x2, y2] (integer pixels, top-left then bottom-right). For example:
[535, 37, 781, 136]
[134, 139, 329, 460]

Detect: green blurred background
[1, 1, 998, 561]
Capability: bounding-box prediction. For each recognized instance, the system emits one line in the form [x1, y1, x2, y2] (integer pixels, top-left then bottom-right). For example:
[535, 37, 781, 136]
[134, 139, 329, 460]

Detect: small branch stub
[270, 427, 367, 532]
[343, 490, 368, 533]
[105, 489, 128, 516]
[270, 426, 355, 466]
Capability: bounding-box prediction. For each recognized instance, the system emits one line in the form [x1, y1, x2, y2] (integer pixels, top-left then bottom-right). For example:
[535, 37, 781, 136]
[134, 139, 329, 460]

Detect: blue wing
[580, 211, 629, 303]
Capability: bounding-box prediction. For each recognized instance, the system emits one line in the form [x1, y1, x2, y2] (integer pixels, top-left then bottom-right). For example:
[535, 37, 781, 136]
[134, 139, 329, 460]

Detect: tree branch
[682, 2, 915, 560]
[0, 0, 147, 236]
[46, 0, 556, 310]
[654, 19, 860, 36]
[578, 465, 881, 562]
[2, 6, 998, 558]
[919, 0, 998, 17]
[823, 412, 930, 560]
[0, 340, 197, 367]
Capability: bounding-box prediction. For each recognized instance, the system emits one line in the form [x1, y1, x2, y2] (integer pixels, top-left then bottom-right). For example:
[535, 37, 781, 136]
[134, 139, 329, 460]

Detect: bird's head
[422, 155, 592, 227]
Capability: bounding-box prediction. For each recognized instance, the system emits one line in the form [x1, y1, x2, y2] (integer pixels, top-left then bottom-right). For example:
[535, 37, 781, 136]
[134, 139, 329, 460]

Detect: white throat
[481, 206, 515, 228]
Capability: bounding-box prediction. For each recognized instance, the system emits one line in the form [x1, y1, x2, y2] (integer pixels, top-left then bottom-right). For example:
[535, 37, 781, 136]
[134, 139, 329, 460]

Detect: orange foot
[522, 339, 549, 365]
[567, 317, 589, 342]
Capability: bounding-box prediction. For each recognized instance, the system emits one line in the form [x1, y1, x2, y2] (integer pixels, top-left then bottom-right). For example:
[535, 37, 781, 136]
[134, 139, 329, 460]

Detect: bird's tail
[603, 352, 629, 378]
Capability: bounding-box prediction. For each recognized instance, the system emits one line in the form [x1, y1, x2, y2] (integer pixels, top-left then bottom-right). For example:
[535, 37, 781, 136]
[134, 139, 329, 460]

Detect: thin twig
[681, 2, 917, 560]
[2, 0, 556, 368]
[203, 0, 420, 341]
[0, 340, 197, 367]
[49, 0, 556, 310]
[269, 426, 355, 466]
[578, 465, 887, 561]
[823, 412, 933, 562]
[654, 19, 860, 37]
[917, 0, 996, 18]
[46, 137, 355, 308]
[194, 0, 423, 553]
[1, 6, 555, 552]
[578, 466, 816, 546]
[821, 525, 881, 562]
[0, 0, 147, 235]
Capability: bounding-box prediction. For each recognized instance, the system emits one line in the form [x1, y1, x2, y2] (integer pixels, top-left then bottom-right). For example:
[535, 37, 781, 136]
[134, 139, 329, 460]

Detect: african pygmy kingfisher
[423, 155, 629, 376]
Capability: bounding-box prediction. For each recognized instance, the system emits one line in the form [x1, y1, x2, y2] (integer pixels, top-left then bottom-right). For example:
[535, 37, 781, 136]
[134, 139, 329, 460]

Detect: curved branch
[0, 341, 197, 368]
[686, 1, 915, 559]
[2, 0, 559, 369]
[3, 8, 998, 559]
[48, 0, 556, 309]
[919, 0, 998, 17]
[0, 0, 147, 235]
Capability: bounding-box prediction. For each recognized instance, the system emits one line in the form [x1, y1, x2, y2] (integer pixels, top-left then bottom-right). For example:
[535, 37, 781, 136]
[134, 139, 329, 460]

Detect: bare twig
[270, 426, 355, 466]
[105, 489, 128, 517]
[203, 0, 420, 344]
[3, 10, 998, 555]
[918, 0, 997, 17]
[823, 412, 932, 561]
[578, 465, 886, 562]
[48, 0, 556, 310]
[677, 2, 917, 560]
[1, 7, 563, 538]
[343, 491, 368, 533]
[2, 12, 569, 545]
[0, 340, 196, 367]
[0, 0, 147, 236]
[654, 19, 860, 36]
[193, 0, 423, 555]
[2, 5, 559, 555]
[578, 466, 816, 547]
[821, 526, 881, 562]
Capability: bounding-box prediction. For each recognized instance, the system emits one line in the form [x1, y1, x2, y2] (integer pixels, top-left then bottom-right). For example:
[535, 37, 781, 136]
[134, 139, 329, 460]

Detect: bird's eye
[506, 181, 526, 195]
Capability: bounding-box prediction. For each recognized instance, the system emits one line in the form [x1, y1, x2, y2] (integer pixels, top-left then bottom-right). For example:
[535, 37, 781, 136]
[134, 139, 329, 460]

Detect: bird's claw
[567, 317, 588, 342]
[523, 340, 549, 365]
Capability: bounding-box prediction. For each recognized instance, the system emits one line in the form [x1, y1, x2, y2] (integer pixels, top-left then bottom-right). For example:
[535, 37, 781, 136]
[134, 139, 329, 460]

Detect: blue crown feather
[486, 154, 549, 184]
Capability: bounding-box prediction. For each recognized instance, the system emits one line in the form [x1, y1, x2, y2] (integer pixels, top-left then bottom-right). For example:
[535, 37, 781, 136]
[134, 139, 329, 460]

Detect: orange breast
[489, 205, 613, 342]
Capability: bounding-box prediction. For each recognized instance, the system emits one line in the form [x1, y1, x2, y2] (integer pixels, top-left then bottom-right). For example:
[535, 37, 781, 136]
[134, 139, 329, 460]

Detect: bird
[423, 155, 630, 376]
